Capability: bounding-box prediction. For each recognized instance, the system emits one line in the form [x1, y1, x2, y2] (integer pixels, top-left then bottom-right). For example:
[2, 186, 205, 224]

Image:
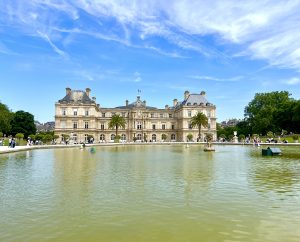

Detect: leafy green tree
[245, 91, 292, 135]
[190, 112, 208, 141]
[42, 134, 53, 144]
[161, 134, 167, 141]
[219, 134, 226, 140]
[267, 131, 274, 138]
[29, 134, 36, 140]
[187, 133, 193, 141]
[0, 131, 3, 138]
[15, 133, 24, 144]
[108, 114, 126, 137]
[0, 102, 12, 134]
[239, 134, 245, 142]
[11, 111, 36, 138]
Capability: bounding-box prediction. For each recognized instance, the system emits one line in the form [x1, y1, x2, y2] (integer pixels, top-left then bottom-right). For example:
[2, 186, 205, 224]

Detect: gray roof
[58, 90, 94, 104]
[177, 94, 213, 107]
[116, 96, 157, 110]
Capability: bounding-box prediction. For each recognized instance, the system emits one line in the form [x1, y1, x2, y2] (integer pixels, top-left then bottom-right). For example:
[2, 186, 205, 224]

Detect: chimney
[184, 90, 189, 100]
[165, 105, 169, 109]
[92, 97, 96, 102]
[143, 100, 146, 106]
[200, 91, 206, 97]
[86, 88, 91, 97]
[66, 87, 71, 95]
[173, 99, 178, 106]
[126, 100, 129, 106]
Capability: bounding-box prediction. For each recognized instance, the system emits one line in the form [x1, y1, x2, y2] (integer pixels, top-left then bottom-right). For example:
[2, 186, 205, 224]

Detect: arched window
[171, 134, 176, 141]
[121, 134, 126, 141]
[111, 134, 115, 141]
[152, 134, 156, 141]
[100, 134, 105, 141]
[137, 133, 142, 140]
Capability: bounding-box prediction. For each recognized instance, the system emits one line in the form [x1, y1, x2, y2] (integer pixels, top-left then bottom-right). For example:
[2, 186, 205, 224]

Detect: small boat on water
[262, 147, 281, 156]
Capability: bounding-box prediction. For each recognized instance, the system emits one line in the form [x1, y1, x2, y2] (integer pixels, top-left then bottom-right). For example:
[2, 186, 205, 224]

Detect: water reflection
[249, 157, 300, 195]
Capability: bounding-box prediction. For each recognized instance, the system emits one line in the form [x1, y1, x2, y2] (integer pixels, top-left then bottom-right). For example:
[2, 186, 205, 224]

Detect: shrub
[187, 133, 193, 141]
[292, 135, 299, 141]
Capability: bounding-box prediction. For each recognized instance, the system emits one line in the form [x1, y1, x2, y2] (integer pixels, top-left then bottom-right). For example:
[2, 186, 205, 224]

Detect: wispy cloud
[37, 31, 67, 57]
[283, 77, 300, 85]
[189, 75, 243, 82]
[2, 1, 300, 68]
[133, 71, 142, 82]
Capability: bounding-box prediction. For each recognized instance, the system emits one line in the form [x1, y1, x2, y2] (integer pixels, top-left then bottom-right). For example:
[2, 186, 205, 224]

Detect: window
[152, 124, 156, 130]
[102, 113, 106, 118]
[121, 134, 126, 141]
[169, 113, 172, 118]
[162, 124, 166, 130]
[61, 121, 66, 129]
[160, 113, 163, 118]
[111, 112, 116, 116]
[101, 124, 105, 130]
[111, 134, 115, 141]
[73, 122, 78, 129]
[152, 134, 156, 141]
[208, 123, 211, 129]
[151, 113, 154, 118]
[84, 134, 88, 142]
[137, 134, 142, 140]
[84, 122, 89, 129]
[207, 111, 211, 118]
[73, 109, 78, 116]
[85, 109, 89, 116]
[188, 111, 191, 117]
[122, 112, 126, 117]
[62, 108, 66, 116]
[137, 122, 142, 130]
[171, 124, 175, 130]
[189, 123, 192, 129]
[73, 134, 77, 141]
[171, 134, 176, 140]
[100, 134, 105, 141]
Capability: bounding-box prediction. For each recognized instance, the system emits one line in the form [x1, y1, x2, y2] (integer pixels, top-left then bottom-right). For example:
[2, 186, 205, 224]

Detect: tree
[161, 134, 167, 141]
[11, 111, 36, 138]
[42, 134, 53, 144]
[267, 131, 274, 138]
[205, 133, 213, 143]
[244, 91, 292, 135]
[187, 133, 193, 141]
[190, 112, 208, 141]
[108, 114, 126, 137]
[0, 131, 3, 138]
[238, 134, 245, 142]
[15, 133, 24, 144]
[0, 102, 12, 134]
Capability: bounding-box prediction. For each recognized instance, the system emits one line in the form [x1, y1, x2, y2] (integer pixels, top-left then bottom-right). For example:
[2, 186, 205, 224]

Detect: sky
[0, 0, 300, 123]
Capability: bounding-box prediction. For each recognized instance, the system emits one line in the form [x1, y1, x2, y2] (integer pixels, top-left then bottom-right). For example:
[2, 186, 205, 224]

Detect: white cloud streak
[189, 75, 243, 82]
[1, 0, 300, 68]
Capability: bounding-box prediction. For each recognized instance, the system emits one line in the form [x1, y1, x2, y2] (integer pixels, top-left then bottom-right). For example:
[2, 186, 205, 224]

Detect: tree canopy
[11, 111, 36, 138]
[244, 91, 299, 135]
[190, 112, 208, 141]
[108, 114, 126, 137]
[0, 102, 13, 134]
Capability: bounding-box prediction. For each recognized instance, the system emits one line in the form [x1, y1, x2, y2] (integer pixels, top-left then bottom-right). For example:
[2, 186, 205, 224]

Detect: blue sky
[0, 0, 300, 123]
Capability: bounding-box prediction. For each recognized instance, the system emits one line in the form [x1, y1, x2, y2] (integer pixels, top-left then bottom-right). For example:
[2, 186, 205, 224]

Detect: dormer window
[187, 102, 191, 106]
[193, 102, 197, 105]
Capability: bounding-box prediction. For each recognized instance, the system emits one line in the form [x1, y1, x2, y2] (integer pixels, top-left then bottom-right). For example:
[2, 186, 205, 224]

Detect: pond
[1, 145, 300, 242]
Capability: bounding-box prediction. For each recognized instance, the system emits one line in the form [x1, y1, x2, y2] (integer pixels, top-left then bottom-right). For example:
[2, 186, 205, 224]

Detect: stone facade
[55, 88, 217, 143]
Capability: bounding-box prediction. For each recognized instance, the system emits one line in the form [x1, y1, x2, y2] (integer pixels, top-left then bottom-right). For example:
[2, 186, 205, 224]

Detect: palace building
[54, 88, 217, 143]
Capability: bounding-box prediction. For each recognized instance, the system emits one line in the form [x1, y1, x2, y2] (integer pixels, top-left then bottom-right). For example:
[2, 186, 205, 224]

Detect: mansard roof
[116, 96, 157, 110]
[58, 90, 94, 104]
[174, 93, 214, 108]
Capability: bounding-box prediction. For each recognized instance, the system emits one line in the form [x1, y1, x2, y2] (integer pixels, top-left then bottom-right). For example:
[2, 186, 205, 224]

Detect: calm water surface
[1, 145, 300, 242]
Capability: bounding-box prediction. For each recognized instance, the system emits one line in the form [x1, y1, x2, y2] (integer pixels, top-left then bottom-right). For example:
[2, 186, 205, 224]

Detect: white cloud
[2, 0, 300, 68]
[189, 75, 243, 82]
[37, 31, 67, 57]
[284, 77, 300, 85]
[134, 72, 142, 82]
